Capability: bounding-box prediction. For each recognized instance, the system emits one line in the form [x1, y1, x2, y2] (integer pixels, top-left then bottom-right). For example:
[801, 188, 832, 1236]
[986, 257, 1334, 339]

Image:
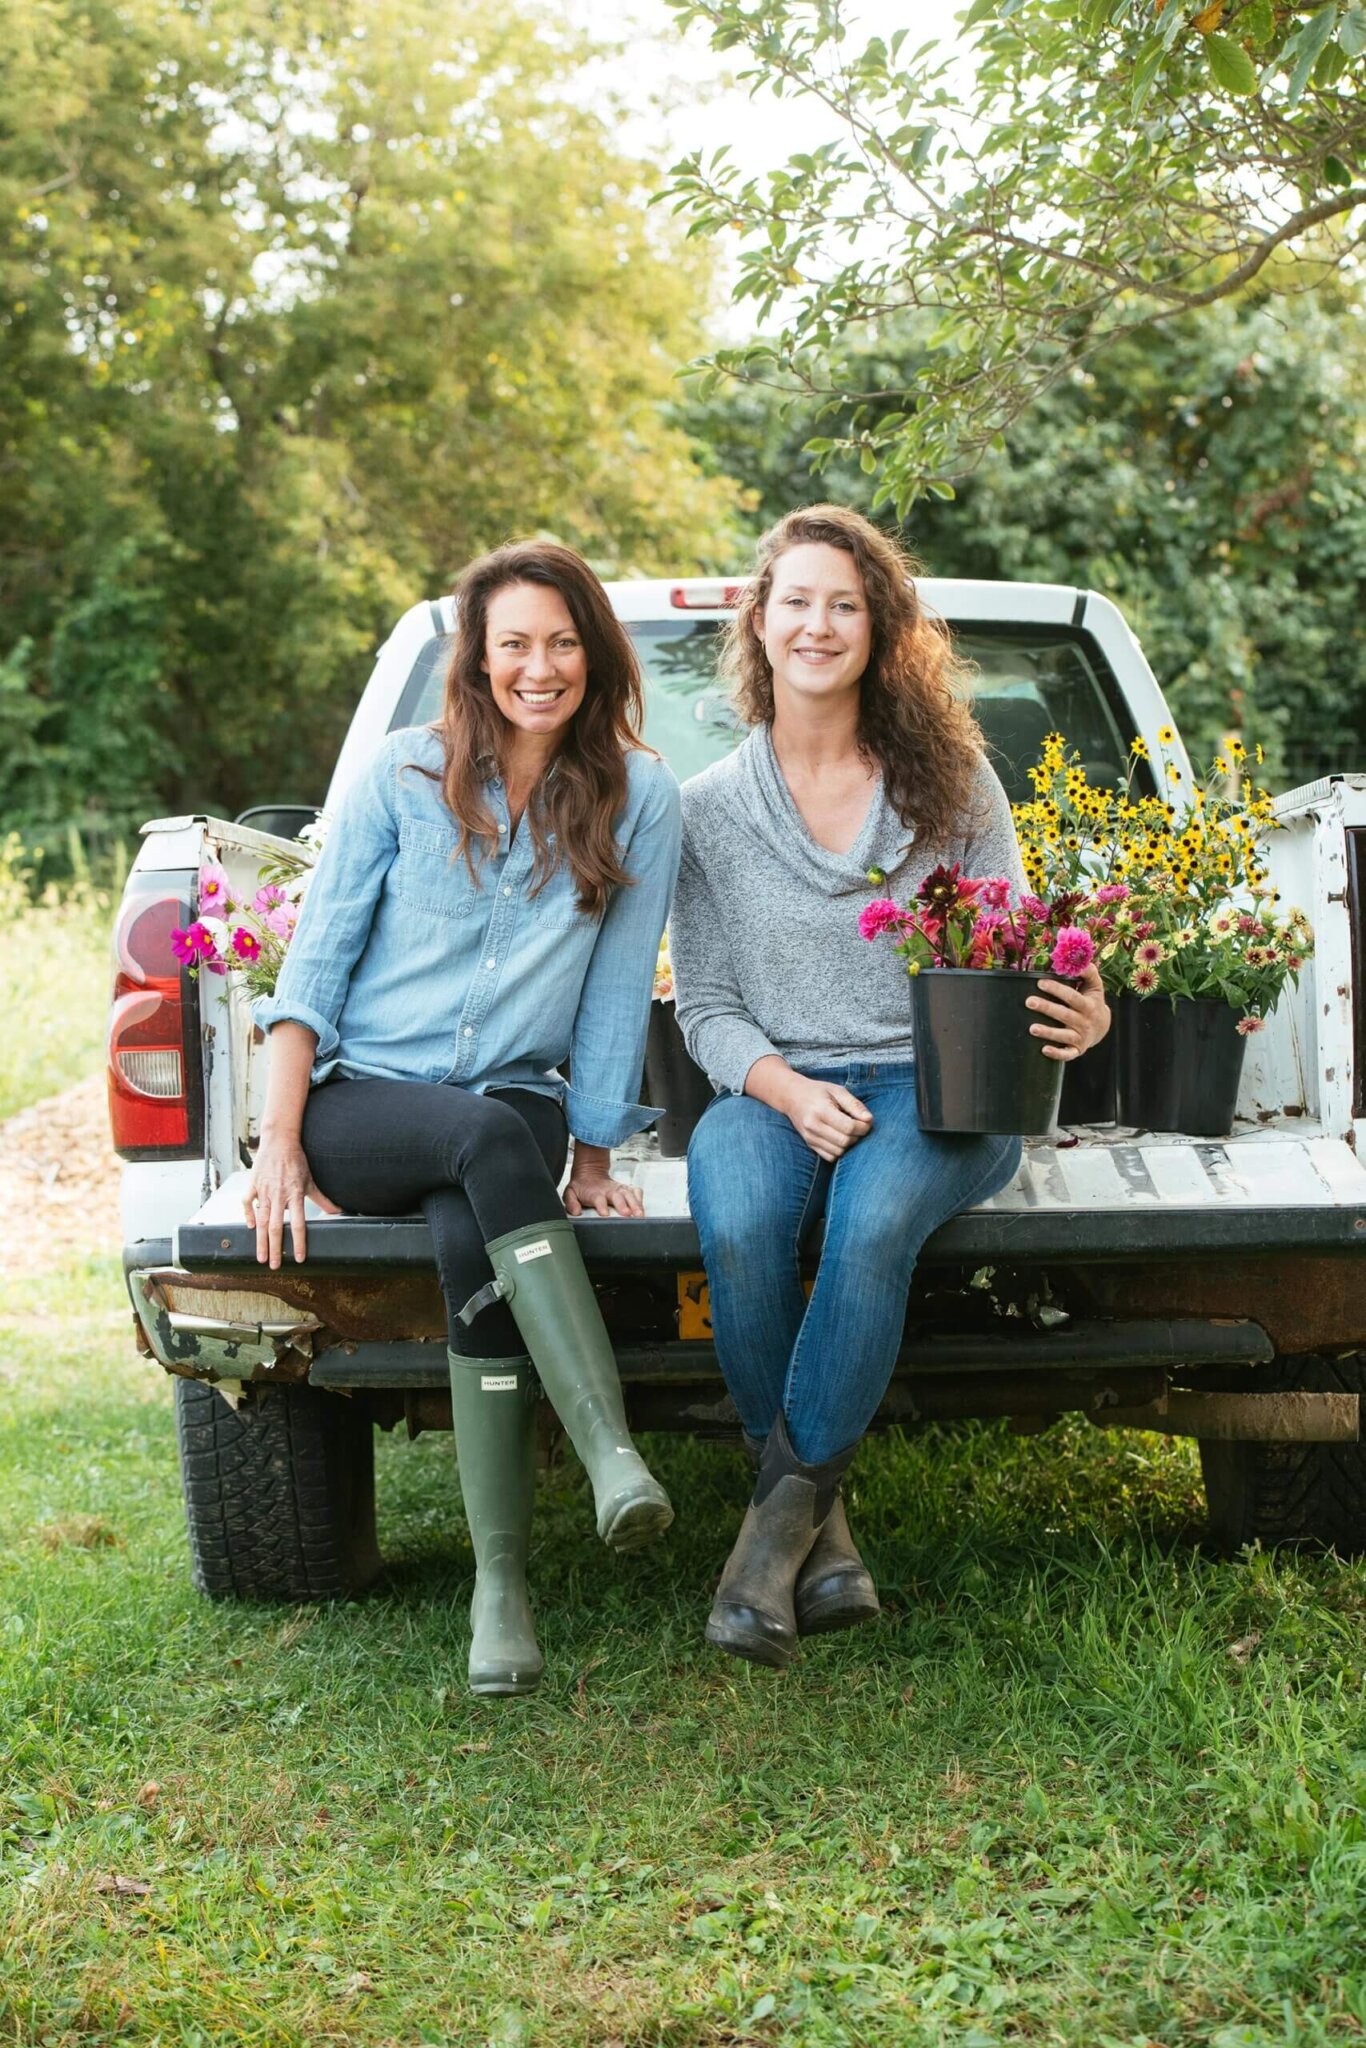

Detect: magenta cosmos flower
[859, 898, 905, 941]
[170, 921, 219, 965]
[231, 925, 262, 963]
[1050, 926, 1095, 978]
[253, 882, 289, 915]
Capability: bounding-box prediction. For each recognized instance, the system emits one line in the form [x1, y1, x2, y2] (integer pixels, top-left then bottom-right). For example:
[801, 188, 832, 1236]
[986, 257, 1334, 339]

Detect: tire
[1198, 1352, 1366, 1556]
[174, 1377, 383, 1601]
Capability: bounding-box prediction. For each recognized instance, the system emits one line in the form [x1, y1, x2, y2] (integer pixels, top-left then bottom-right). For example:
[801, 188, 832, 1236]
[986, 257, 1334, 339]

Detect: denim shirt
[255, 727, 682, 1148]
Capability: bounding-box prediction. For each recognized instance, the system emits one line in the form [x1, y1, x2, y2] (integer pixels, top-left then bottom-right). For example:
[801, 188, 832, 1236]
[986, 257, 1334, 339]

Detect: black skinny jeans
[301, 1077, 569, 1356]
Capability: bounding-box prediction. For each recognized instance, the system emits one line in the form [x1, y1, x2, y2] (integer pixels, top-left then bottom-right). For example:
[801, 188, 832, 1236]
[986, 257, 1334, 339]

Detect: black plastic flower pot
[909, 968, 1065, 1136]
[1116, 994, 1248, 1138]
[1058, 1002, 1117, 1126]
[642, 1000, 714, 1159]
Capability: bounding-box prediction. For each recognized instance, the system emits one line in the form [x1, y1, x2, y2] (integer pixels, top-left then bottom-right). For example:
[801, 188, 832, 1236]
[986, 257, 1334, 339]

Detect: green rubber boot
[478, 1218, 673, 1551]
[447, 1351, 543, 1697]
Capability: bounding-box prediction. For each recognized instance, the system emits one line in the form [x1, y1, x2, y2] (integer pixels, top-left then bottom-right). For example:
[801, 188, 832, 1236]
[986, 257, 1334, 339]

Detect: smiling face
[756, 541, 873, 709]
[482, 581, 589, 745]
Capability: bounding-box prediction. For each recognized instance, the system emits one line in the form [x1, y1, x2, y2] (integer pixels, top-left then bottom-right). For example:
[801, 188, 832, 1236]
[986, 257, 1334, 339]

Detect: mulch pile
[0, 1075, 124, 1278]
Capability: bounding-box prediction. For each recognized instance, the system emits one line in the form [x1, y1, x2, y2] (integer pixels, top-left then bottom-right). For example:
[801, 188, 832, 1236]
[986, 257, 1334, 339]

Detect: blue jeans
[687, 1063, 1022, 1464]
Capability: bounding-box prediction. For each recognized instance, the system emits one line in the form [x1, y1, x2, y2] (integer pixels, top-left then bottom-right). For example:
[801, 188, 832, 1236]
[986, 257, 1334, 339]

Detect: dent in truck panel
[129, 1270, 317, 1383]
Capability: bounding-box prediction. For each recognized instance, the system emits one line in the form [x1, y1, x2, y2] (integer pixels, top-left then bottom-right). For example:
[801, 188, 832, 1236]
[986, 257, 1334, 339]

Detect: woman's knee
[438, 1089, 543, 1178]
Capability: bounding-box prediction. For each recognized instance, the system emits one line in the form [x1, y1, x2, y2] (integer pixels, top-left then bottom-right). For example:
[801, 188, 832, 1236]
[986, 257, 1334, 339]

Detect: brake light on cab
[108, 872, 203, 1159]
[669, 582, 746, 609]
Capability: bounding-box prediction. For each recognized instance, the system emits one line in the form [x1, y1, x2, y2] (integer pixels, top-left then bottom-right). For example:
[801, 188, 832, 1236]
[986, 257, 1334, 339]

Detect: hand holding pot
[1026, 964, 1111, 1061]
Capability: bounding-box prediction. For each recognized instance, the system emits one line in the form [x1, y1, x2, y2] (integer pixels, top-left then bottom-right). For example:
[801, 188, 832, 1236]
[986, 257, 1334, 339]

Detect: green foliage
[0, 837, 113, 1118]
[0, 0, 743, 838]
[662, 0, 1366, 507]
[678, 285, 1366, 782]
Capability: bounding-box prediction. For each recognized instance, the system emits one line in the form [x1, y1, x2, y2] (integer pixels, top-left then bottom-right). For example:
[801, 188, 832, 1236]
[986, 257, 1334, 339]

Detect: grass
[4, 1257, 1366, 2046]
[0, 840, 112, 1120]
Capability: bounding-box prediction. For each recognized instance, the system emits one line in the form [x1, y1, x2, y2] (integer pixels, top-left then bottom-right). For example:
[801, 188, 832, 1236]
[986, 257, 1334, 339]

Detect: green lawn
[4, 1258, 1366, 2046]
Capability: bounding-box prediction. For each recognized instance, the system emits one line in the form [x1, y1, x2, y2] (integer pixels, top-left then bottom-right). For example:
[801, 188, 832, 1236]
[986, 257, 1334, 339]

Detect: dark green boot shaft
[480, 1219, 673, 1551]
[448, 1351, 542, 1697]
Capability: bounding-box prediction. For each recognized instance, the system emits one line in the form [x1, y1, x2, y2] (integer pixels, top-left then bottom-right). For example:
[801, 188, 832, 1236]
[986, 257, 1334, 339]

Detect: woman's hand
[563, 1142, 645, 1219]
[779, 1073, 874, 1163]
[1026, 963, 1111, 1061]
[244, 1132, 342, 1269]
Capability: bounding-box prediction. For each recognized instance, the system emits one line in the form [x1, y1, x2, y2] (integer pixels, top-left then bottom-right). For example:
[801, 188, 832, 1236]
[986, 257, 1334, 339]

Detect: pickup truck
[108, 579, 1366, 1602]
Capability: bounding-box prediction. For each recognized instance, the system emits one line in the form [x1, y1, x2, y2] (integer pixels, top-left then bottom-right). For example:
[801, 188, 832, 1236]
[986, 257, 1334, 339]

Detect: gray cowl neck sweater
[671, 723, 1026, 1093]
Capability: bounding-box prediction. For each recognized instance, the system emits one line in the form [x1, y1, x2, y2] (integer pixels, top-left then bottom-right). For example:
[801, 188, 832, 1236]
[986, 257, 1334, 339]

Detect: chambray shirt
[255, 727, 682, 1148]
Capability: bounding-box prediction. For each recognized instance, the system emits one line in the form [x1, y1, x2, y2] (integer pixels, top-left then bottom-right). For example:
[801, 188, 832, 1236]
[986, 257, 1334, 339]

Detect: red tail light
[670, 582, 745, 609]
[108, 873, 203, 1159]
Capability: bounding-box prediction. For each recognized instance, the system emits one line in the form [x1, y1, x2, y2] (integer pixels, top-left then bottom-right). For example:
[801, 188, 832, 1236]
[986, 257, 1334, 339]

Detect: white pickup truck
[108, 580, 1366, 1602]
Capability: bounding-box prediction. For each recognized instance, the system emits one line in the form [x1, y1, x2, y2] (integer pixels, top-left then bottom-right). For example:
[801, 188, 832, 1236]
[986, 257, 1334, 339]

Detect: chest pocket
[390, 819, 484, 917]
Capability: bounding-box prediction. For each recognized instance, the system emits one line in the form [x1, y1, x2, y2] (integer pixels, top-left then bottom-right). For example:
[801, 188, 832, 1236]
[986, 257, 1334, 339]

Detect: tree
[663, 0, 1366, 509]
[0, 0, 742, 840]
[676, 284, 1366, 782]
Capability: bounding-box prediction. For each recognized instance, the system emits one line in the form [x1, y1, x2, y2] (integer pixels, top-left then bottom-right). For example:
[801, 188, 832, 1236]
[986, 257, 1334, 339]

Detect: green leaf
[1341, 2, 1366, 54]
[1242, 0, 1274, 40]
[926, 478, 957, 499]
[1283, 4, 1338, 106]
[860, 444, 878, 473]
[1323, 154, 1352, 185]
[1206, 33, 1258, 94]
[1130, 36, 1166, 115]
[962, 0, 996, 24]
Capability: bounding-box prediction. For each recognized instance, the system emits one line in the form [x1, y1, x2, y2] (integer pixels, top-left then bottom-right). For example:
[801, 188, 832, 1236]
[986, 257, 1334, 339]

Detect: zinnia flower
[232, 925, 262, 963]
[1094, 883, 1129, 904]
[1134, 939, 1166, 966]
[1236, 1014, 1265, 1036]
[1050, 926, 1095, 978]
[859, 898, 905, 941]
[1131, 965, 1159, 994]
[1208, 908, 1237, 938]
[197, 861, 232, 912]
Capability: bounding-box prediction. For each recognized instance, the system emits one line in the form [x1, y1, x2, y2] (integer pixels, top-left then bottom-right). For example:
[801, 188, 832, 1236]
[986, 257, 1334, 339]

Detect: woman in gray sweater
[672, 506, 1109, 1668]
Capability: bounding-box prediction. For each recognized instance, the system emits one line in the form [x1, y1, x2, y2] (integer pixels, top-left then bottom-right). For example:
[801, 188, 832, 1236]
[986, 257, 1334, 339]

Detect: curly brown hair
[429, 541, 646, 917]
[725, 504, 985, 845]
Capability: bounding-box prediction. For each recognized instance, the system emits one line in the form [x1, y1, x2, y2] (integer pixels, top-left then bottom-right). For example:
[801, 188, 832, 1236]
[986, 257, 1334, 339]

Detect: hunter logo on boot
[480, 1375, 521, 1391]
[513, 1240, 554, 1263]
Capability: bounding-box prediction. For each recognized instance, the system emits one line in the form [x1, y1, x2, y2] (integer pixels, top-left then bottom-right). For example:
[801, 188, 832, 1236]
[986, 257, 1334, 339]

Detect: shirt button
[464, 1026, 474, 1038]
[503, 885, 512, 897]
[486, 957, 496, 969]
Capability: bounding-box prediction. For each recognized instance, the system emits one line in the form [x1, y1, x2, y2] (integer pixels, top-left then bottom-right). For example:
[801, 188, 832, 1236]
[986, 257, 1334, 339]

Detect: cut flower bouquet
[171, 823, 324, 1000]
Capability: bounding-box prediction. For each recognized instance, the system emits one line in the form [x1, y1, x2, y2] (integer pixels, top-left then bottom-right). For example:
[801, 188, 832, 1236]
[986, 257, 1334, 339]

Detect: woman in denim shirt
[673, 507, 1110, 1670]
[248, 542, 680, 1697]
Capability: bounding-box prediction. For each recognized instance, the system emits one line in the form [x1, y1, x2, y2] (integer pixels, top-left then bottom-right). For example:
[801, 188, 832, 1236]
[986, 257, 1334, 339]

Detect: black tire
[174, 1377, 383, 1601]
[1199, 1352, 1366, 1555]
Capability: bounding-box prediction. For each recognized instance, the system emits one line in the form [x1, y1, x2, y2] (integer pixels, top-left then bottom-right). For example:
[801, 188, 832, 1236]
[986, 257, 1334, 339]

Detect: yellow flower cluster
[653, 929, 674, 1002]
[1013, 730, 1276, 907]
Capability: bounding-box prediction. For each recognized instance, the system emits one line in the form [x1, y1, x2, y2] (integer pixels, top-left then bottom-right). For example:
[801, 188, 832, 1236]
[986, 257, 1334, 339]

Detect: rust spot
[1070, 1254, 1365, 1357]
[146, 1267, 447, 1344]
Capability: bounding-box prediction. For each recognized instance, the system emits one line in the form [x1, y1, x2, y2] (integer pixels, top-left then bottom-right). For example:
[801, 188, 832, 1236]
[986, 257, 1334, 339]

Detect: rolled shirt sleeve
[565, 756, 683, 1148]
[671, 836, 779, 1097]
[254, 735, 401, 1063]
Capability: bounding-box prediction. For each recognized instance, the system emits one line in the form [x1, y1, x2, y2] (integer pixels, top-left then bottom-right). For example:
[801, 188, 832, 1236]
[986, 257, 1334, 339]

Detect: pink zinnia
[232, 925, 262, 963]
[977, 877, 1012, 910]
[1050, 926, 1095, 978]
[859, 898, 905, 941]
[1236, 1014, 1265, 1036]
[1237, 913, 1259, 935]
[1018, 894, 1049, 922]
[170, 921, 219, 965]
[1094, 883, 1129, 904]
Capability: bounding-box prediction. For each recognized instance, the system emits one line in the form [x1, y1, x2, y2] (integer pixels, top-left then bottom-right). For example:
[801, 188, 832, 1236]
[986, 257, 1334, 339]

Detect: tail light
[670, 582, 745, 609]
[108, 871, 203, 1159]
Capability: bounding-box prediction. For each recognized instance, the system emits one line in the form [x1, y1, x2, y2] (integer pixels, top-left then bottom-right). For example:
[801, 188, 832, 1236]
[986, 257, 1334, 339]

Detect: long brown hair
[725, 505, 985, 845]
[430, 541, 646, 916]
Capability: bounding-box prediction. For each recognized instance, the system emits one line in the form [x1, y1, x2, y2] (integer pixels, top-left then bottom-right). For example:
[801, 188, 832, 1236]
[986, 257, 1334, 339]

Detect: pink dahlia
[1050, 926, 1095, 978]
[1094, 883, 1130, 905]
[977, 876, 1013, 910]
[1018, 894, 1050, 923]
[859, 898, 905, 941]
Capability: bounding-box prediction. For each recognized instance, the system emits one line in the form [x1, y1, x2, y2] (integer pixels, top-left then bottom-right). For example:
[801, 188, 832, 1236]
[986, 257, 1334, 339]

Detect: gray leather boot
[448, 1351, 543, 1697]
[742, 1433, 879, 1636]
[472, 1218, 673, 1551]
[707, 1415, 859, 1668]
